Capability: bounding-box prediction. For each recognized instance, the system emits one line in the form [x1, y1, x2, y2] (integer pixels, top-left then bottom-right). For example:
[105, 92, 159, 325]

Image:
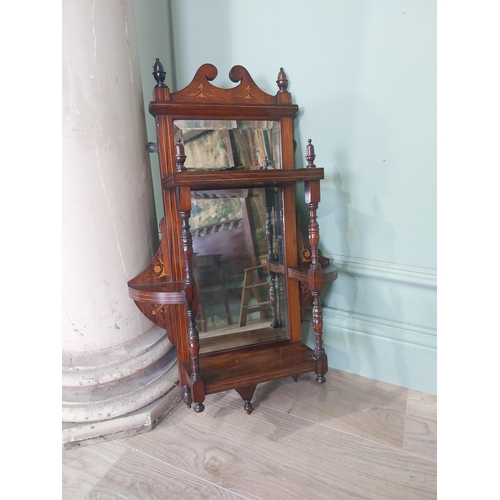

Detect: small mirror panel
[174, 120, 281, 171]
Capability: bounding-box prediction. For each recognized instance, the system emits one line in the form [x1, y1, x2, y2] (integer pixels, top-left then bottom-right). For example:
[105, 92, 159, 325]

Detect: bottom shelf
[183, 341, 319, 394]
[199, 325, 288, 355]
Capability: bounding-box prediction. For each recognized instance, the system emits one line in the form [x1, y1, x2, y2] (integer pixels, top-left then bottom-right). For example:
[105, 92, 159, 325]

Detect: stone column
[62, 0, 179, 447]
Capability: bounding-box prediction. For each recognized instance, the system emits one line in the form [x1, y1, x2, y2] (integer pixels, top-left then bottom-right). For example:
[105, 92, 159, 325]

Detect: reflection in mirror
[174, 120, 280, 171]
[190, 187, 288, 354]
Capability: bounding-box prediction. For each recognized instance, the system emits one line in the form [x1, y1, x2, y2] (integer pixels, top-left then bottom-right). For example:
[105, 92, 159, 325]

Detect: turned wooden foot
[243, 400, 253, 414]
[316, 374, 326, 384]
[182, 386, 192, 408]
[235, 384, 257, 414]
[193, 402, 205, 413]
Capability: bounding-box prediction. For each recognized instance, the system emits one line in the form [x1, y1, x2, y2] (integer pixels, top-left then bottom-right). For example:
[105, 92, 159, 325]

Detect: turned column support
[304, 140, 327, 383]
[176, 140, 205, 412]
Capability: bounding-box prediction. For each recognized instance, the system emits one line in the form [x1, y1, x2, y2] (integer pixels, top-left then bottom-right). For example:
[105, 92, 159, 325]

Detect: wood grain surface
[62, 370, 437, 499]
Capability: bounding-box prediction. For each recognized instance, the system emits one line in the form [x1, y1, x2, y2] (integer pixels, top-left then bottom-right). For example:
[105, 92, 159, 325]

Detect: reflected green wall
[134, 0, 437, 394]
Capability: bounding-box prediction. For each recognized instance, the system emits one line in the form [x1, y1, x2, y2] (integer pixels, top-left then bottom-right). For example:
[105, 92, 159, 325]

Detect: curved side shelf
[287, 263, 339, 284]
[323, 264, 339, 283]
[128, 281, 186, 305]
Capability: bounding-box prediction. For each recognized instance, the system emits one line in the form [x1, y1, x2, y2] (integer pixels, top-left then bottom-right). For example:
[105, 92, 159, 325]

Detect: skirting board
[303, 306, 436, 395]
[304, 255, 437, 395]
[327, 253, 437, 289]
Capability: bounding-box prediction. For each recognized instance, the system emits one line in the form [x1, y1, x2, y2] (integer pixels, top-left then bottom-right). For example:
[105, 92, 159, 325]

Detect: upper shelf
[162, 167, 324, 190]
[150, 103, 298, 119]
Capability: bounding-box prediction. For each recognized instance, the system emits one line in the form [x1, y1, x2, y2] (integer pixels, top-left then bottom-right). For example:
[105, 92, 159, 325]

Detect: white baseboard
[328, 253, 436, 288]
[303, 254, 437, 394]
[319, 307, 436, 349]
[303, 307, 436, 395]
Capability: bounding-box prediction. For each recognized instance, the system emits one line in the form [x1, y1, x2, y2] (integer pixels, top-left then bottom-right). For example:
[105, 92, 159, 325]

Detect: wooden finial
[262, 156, 272, 170]
[175, 139, 186, 171]
[152, 58, 167, 88]
[305, 139, 316, 168]
[276, 67, 288, 92]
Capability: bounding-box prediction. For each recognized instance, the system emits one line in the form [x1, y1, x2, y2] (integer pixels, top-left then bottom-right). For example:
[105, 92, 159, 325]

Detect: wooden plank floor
[62, 368, 437, 499]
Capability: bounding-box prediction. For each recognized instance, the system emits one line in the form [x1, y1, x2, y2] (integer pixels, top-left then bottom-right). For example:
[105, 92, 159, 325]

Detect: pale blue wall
[132, 0, 176, 230]
[137, 0, 437, 394]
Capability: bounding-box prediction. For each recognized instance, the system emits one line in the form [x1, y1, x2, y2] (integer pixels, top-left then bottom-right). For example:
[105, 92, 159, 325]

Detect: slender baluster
[180, 208, 200, 377]
[305, 140, 320, 271]
[176, 140, 205, 411]
[304, 140, 327, 383]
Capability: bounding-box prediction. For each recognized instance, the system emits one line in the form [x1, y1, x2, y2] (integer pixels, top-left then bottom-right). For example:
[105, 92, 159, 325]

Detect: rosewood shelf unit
[128, 60, 337, 414]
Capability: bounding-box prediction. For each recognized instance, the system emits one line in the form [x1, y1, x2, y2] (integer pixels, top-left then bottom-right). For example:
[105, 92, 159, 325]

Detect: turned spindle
[304, 140, 327, 382]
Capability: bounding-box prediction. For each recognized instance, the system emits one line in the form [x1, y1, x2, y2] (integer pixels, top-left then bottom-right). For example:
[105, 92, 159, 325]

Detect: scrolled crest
[169, 63, 281, 104]
[228, 65, 253, 84]
[192, 63, 219, 83]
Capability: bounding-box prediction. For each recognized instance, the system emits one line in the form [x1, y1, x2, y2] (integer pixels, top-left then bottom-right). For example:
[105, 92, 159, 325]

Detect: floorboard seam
[64, 444, 129, 500]
[251, 401, 419, 456]
[402, 388, 410, 453]
[117, 445, 252, 500]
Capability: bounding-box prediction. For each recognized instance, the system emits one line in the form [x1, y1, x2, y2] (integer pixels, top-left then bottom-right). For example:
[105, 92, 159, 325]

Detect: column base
[62, 382, 181, 449]
[63, 326, 182, 446]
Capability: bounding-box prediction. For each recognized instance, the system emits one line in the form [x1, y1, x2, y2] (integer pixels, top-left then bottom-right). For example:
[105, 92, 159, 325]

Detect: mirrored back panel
[190, 187, 288, 354]
[174, 120, 281, 171]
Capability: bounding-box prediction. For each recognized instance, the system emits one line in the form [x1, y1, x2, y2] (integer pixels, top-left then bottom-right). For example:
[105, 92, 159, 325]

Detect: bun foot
[235, 385, 257, 414]
[182, 386, 192, 408]
[243, 400, 253, 414]
[193, 403, 205, 413]
[316, 374, 326, 384]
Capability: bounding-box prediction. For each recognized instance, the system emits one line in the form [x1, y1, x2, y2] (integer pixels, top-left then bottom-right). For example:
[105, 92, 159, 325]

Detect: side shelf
[128, 281, 185, 305]
[288, 263, 339, 284]
[162, 167, 324, 190]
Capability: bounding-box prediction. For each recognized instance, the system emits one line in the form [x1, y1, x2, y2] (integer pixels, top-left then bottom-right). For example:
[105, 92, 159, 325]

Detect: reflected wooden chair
[193, 253, 232, 333]
[238, 264, 270, 327]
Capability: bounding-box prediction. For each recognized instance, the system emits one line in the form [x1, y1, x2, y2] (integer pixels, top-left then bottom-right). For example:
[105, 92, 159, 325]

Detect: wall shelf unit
[128, 60, 337, 414]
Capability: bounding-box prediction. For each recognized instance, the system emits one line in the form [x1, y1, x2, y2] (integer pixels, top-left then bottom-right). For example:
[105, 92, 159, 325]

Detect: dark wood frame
[128, 61, 337, 414]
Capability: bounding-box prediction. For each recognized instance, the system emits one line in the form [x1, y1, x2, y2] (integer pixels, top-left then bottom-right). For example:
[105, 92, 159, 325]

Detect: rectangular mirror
[174, 120, 281, 171]
[190, 187, 288, 354]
